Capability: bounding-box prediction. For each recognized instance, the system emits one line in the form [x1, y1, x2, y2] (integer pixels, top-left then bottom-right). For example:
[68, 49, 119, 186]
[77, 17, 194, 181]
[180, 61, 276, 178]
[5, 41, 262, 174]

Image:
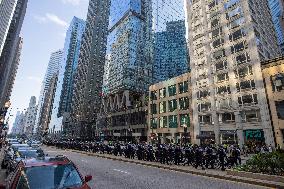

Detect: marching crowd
[44, 140, 258, 171]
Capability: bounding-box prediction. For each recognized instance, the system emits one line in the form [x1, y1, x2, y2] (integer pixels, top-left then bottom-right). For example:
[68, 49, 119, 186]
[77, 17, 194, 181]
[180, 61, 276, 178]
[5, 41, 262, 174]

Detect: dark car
[1, 155, 92, 189]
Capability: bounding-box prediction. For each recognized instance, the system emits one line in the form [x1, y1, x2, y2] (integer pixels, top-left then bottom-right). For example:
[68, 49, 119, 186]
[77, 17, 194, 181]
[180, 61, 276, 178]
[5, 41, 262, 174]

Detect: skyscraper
[71, 0, 110, 138]
[0, 0, 28, 109]
[34, 49, 63, 135]
[49, 17, 85, 136]
[187, 0, 280, 146]
[268, 0, 284, 53]
[0, 0, 18, 56]
[152, 0, 189, 82]
[23, 96, 37, 136]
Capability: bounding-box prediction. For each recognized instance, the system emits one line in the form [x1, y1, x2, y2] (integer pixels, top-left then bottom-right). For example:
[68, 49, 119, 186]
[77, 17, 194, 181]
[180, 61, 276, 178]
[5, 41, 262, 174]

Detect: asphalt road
[44, 146, 269, 189]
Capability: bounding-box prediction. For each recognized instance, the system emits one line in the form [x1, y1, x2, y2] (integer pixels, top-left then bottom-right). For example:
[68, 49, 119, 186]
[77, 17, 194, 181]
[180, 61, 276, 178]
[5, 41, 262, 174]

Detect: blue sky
[8, 0, 89, 127]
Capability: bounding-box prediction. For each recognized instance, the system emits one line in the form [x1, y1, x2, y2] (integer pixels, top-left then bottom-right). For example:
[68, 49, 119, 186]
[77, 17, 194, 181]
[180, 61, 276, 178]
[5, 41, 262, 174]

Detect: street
[44, 146, 269, 189]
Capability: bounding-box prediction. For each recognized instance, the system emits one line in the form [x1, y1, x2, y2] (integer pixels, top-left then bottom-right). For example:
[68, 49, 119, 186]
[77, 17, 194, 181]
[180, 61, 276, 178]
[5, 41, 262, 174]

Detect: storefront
[220, 130, 237, 145]
[244, 129, 265, 145]
[198, 131, 215, 145]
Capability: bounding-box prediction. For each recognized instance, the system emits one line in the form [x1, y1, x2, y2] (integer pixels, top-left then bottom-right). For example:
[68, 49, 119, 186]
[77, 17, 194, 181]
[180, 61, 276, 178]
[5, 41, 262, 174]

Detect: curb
[47, 147, 284, 188]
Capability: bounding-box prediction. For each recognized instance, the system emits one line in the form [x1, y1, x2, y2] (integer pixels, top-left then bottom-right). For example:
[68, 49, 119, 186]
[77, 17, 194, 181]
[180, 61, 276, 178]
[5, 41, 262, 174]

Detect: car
[1, 144, 30, 169]
[6, 148, 45, 174]
[10, 144, 29, 152]
[1, 155, 92, 189]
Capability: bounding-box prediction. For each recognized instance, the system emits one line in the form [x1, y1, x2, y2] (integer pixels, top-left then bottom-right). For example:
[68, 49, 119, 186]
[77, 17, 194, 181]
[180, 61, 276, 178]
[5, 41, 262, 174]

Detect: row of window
[150, 81, 189, 100]
[150, 97, 190, 114]
[150, 114, 190, 129]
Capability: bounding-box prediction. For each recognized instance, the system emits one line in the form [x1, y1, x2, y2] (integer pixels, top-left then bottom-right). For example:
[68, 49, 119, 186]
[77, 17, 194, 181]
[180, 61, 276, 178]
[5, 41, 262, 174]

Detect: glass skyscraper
[152, 0, 189, 82]
[268, 0, 284, 53]
[49, 17, 85, 134]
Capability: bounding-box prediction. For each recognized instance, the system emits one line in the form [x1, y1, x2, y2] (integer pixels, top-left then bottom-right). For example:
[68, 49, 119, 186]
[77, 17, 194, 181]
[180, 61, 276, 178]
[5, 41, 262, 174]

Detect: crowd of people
[44, 140, 253, 171]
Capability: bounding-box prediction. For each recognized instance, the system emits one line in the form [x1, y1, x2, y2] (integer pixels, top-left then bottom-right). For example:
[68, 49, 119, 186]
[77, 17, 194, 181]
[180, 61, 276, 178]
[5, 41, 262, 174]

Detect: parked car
[6, 148, 45, 174]
[1, 144, 30, 169]
[1, 155, 92, 189]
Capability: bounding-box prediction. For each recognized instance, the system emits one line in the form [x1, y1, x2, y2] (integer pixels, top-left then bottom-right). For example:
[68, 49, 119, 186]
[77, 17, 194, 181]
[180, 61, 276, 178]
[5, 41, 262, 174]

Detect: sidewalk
[55, 147, 283, 189]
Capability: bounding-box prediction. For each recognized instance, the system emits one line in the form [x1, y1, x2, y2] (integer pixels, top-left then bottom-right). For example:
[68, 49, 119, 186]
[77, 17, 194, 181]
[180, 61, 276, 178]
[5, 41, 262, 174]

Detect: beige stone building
[262, 57, 284, 149]
[148, 73, 193, 144]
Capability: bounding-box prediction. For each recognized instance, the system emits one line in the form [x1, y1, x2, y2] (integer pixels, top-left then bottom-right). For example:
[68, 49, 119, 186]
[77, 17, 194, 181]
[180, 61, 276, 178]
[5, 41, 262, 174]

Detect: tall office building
[152, 0, 189, 82]
[49, 17, 85, 136]
[34, 50, 63, 135]
[187, 0, 280, 146]
[0, 0, 18, 56]
[0, 0, 28, 109]
[268, 0, 284, 53]
[11, 111, 25, 135]
[71, 0, 110, 138]
[23, 96, 37, 136]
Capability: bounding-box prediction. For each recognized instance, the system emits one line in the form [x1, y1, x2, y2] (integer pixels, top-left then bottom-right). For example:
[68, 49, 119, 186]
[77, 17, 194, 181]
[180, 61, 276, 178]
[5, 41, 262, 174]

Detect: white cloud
[45, 13, 68, 27]
[27, 76, 42, 84]
[33, 13, 67, 27]
[61, 0, 83, 6]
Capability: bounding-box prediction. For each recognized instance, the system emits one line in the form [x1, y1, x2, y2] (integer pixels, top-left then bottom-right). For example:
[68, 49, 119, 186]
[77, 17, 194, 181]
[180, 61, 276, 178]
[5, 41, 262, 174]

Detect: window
[216, 98, 232, 109]
[169, 115, 178, 128]
[231, 41, 248, 54]
[212, 49, 225, 60]
[159, 116, 168, 128]
[229, 28, 246, 41]
[197, 90, 210, 99]
[227, 17, 245, 29]
[179, 97, 189, 110]
[168, 99, 177, 112]
[216, 72, 229, 82]
[271, 74, 284, 92]
[211, 18, 220, 28]
[235, 65, 253, 78]
[276, 101, 284, 120]
[159, 101, 166, 113]
[242, 110, 260, 122]
[168, 85, 177, 96]
[150, 91, 157, 100]
[216, 85, 231, 94]
[212, 38, 224, 48]
[150, 104, 157, 114]
[151, 118, 158, 129]
[198, 102, 211, 112]
[220, 113, 235, 123]
[211, 27, 222, 39]
[180, 114, 190, 127]
[215, 61, 227, 71]
[159, 88, 166, 98]
[226, 6, 242, 20]
[178, 81, 188, 94]
[199, 115, 212, 124]
[238, 94, 258, 106]
[235, 52, 250, 64]
[236, 80, 255, 92]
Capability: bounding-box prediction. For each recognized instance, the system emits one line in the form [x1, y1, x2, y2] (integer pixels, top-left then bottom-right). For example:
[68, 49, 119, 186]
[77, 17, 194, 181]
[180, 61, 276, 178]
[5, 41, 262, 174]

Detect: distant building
[0, 0, 28, 109]
[11, 111, 26, 135]
[23, 96, 37, 136]
[49, 17, 85, 136]
[34, 50, 63, 135]
[262, 57, 284, 149]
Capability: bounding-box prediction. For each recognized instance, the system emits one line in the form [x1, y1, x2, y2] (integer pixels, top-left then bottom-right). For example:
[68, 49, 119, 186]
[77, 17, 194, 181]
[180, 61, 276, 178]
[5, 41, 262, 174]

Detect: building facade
[71, 0, 111, 139]
[152, 0, 189, 82]
[187, 0, 280, 146]
[268, 0, 284, 53]
[148, 73, 192, 144]
[0, 0, 28, 109]
[23, 96, 37, 136]
[49, 17, 85, 136]
[262, 57, 284, 149]
[11, 111, 25, 135]
[34, 50, 63, 135]
[0, 0, 18, 56]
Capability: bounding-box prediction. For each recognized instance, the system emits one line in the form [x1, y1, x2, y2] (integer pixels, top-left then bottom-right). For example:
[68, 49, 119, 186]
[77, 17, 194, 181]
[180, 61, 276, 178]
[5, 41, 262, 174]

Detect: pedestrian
[217, 145, 226, 171]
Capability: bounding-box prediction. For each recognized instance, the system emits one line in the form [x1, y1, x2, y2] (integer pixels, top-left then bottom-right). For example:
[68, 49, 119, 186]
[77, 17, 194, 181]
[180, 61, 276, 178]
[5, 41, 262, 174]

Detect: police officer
[195, 146, 205, 170]
[217, 145, 226, 171]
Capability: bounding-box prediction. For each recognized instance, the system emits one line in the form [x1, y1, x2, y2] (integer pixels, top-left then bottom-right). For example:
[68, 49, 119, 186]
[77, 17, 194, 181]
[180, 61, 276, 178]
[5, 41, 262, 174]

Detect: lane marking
[113, 169, 130, 174]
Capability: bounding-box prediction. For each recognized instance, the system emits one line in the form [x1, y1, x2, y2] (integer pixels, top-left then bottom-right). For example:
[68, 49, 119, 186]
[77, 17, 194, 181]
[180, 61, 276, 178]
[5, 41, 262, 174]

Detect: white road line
[113, 169, 130, 174]
[81, 160, 88, 163]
